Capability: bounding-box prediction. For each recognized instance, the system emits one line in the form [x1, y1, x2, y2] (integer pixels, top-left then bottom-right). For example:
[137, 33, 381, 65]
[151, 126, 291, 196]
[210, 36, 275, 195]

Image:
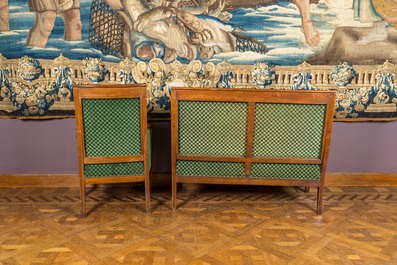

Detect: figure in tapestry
[27, 0, 82, 48]
[91, 0, 267, 62]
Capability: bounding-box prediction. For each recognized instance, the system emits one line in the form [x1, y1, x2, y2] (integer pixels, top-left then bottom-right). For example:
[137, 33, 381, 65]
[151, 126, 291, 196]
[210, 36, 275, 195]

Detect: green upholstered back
[253, 103, 325, 158]
[81, 98, 144, 178]
[178, 101, 248, 157]
[82, 98, 141, 157]
[176, 98, 327, 181]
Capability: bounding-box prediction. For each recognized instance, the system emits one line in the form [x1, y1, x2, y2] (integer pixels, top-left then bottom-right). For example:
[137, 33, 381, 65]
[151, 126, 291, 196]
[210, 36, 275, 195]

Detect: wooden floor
[1, 184, 397, 264]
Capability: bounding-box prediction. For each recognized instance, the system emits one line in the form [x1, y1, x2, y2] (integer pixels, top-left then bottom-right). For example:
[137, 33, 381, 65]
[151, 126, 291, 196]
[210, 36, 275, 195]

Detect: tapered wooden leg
[145, 177, 151, 214]
[172, 176, 177, 210]
[317, 186, 323, 214]
[304, 186, 310, 193]
[80, 181, 86, 218]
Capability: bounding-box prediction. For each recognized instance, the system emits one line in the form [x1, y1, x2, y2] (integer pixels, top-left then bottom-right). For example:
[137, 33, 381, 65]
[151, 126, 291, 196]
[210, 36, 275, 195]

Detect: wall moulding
[1, 173, 397, 188]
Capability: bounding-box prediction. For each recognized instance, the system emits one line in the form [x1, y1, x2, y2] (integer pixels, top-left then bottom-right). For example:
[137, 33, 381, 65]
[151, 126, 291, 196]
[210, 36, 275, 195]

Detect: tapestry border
[0, 55, 396, 121]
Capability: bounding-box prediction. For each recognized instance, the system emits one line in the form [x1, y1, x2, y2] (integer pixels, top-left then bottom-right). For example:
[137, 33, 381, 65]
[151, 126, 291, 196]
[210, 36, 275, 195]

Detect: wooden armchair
[171, 87, 335, 214]
[74, 84, 151, 217]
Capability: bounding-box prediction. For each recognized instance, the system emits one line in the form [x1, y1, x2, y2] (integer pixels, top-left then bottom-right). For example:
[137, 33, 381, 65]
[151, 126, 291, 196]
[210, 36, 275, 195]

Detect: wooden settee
[171, 87, 335, 214]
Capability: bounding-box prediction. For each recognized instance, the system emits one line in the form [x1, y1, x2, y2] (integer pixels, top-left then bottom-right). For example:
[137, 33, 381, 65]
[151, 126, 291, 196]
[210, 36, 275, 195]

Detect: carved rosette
[16, 56, 43, 82]
[330, 62, 356, 87]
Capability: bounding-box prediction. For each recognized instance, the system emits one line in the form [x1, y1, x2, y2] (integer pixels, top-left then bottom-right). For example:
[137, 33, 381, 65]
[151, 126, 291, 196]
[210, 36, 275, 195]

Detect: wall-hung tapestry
[0, 0, 396, 120]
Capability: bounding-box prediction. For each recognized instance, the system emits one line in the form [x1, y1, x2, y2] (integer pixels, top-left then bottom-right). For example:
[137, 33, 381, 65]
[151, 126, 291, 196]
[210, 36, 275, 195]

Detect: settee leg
[317, 186, 323, 214]
[172, 178, 177, 210]
[304, 186, 310, 193]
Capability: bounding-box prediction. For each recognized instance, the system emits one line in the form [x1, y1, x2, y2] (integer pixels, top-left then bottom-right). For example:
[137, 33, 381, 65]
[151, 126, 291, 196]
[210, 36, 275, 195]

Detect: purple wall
[0, 119, 396, 174]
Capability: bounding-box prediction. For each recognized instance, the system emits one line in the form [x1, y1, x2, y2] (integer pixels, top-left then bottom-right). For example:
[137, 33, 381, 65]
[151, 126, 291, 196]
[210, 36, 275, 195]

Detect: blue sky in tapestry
[1, 0, 365, 65]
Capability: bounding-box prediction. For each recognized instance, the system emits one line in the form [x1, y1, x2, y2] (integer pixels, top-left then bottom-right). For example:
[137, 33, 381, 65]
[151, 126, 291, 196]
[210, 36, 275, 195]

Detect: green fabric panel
[82, 98, 141, 157]
[84, 129, 150, 179]
[251, 163, 321, 180]
[178, 101, 248, 157]
[84, 162, 144, 178]
[177, 161, 245, 178]
[253, 103, 325, 158]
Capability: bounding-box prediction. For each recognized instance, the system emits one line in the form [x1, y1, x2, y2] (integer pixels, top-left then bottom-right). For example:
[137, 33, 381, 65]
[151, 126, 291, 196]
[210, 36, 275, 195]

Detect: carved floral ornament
[330, 62, 356, 87]
[0, 54, 396, 119]
[251, 62, 275, 88]
[16, 56, 43, 82]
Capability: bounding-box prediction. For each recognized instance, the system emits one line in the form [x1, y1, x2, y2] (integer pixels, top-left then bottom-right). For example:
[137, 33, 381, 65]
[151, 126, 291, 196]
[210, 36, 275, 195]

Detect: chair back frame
[74, 84, 150, 216]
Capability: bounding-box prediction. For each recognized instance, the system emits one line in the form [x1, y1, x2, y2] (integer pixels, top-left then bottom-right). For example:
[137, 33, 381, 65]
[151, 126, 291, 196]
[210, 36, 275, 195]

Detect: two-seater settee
[171, 87, 335, 214]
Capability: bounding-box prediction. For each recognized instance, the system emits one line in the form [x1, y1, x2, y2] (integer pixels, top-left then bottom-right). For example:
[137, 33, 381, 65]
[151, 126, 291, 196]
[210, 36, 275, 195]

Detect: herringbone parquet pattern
[1, 185, 397, 264]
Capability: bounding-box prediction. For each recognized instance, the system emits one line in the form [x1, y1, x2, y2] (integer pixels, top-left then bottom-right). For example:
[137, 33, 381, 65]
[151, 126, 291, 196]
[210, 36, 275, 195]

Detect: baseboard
[325, 173, 397, 186]
[0, 173, 396, 188]
[0, 174, 80, 188]
[0, 173, 171, 188]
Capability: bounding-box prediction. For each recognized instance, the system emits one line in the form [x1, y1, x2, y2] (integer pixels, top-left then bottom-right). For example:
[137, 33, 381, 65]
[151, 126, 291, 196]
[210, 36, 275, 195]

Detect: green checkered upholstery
[82, 98, 141, 157]
[85, 162, 144, 178]
[251, 163, 321, 180]
[253, 103, 325, 158]
[82, 98, 145, 179]
[177, 161, 245, 178]
[176, 97, 327, 180]
[178, 101, 248, 156]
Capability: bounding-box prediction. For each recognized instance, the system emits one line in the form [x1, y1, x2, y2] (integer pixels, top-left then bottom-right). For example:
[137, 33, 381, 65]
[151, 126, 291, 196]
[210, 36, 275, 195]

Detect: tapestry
[0, 0, 396, 120]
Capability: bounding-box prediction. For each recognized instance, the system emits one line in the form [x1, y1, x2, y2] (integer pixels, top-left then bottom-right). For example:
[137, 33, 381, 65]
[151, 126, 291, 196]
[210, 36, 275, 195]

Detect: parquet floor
[1, 184, 397, 264]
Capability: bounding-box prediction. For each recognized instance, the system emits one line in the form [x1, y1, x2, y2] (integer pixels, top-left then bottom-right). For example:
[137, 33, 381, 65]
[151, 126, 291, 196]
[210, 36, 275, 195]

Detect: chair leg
[304, 186, 310, 193]
[80, 182, 86, 218]
[172, 176, 177, 210]
[317, 186, 323, 214]
[145, 178, 151, 213]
